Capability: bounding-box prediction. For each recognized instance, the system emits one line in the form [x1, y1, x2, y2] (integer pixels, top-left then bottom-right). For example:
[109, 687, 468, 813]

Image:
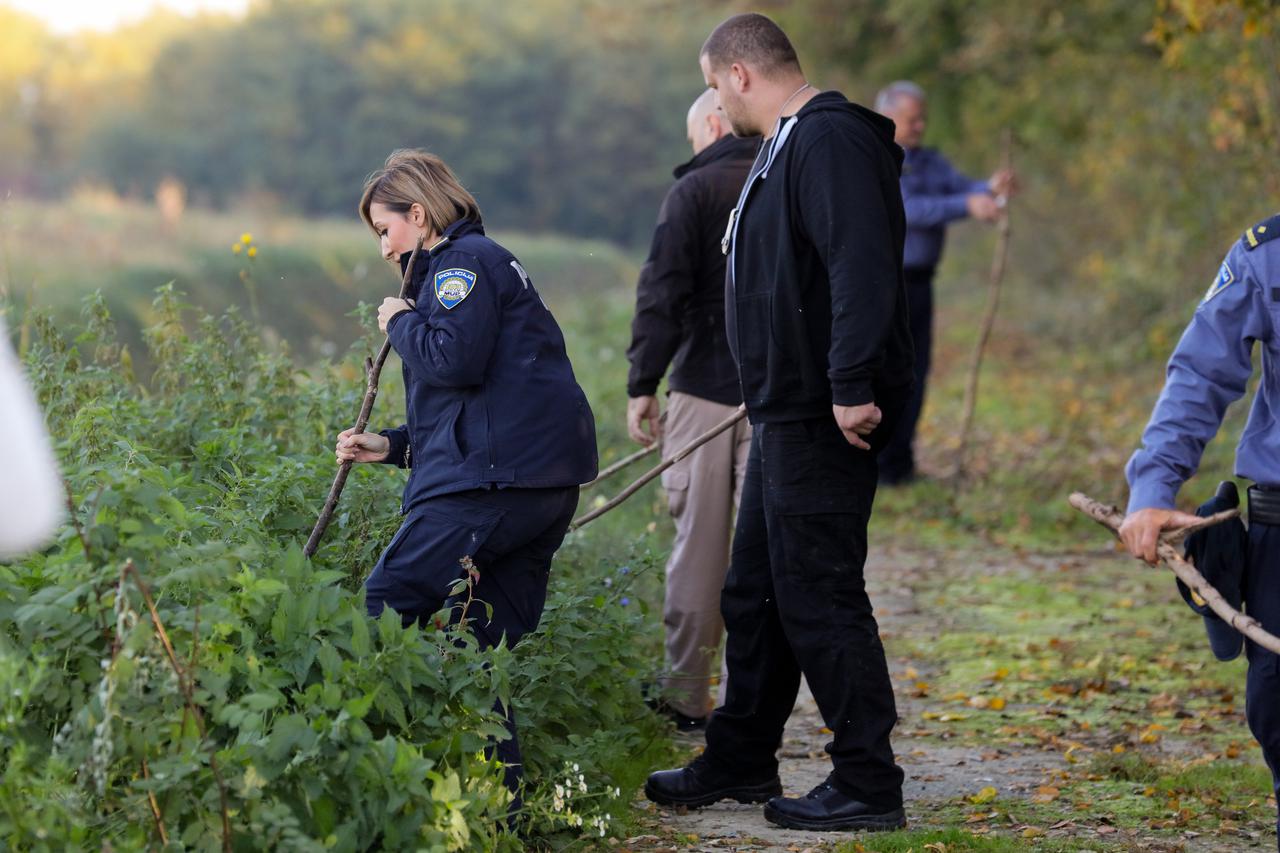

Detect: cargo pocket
[765, 420, 873, 585]
[662, 466, 691, 519]
[774, 502, 869, 586]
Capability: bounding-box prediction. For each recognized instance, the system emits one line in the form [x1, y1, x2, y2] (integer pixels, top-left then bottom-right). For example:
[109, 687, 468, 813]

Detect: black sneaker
[763, 777, 905, 831]
[644, 756, 781, 809]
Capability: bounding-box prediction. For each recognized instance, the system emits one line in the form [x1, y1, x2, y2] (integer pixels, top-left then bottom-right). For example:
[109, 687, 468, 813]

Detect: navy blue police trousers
[364, 485, 580, 793]
[1245, 519, 1280, 848]
[702, 418, 906, 809]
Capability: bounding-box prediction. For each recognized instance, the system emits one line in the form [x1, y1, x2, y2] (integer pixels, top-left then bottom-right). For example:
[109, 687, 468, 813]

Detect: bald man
[626, 89, 759, 730]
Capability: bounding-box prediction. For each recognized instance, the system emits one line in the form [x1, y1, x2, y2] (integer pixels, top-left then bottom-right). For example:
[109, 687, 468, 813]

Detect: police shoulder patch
[1243, 213, 1280, 251]
[1203, 260, 1235, 303]
[434, 268, 477, 309]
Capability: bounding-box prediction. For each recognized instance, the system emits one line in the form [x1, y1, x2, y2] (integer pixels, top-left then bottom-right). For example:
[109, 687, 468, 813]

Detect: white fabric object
[0, 317, 63, 559]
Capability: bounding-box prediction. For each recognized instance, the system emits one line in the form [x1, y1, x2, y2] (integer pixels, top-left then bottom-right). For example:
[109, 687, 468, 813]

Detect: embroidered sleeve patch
[1202, 260, 1235, 303]
[434, 268, 477, 309]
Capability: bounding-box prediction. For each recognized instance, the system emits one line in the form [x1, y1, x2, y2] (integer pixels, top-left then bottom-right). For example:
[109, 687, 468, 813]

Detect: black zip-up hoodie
[626, 134, 759, 406]
[726, 91, 914, 432]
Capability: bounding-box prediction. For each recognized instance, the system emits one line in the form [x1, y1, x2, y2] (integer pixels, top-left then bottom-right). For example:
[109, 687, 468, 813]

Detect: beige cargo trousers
[659, 391, 752, 718]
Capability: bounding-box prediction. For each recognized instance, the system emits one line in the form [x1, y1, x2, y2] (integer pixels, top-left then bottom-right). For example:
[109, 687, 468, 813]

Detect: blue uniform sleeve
[1126, 243, 1273, 512]
[377, 425, 410, 468]
[901, 186, 969, 228]
[939, 154, 990, 196]
[901, 152, 984, 228]
[385, 251, 500, 388]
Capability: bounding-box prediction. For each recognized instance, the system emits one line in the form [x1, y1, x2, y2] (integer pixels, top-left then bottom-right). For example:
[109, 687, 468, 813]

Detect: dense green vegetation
[2, 1, 1278, 848]
[0, 289, 672, 850]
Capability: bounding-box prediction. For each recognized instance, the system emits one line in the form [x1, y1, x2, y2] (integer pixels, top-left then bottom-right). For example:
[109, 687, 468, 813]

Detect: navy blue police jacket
[376, 218, 598, 512]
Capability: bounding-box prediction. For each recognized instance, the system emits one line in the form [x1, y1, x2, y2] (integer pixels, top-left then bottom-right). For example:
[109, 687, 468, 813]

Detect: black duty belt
[1248, 485, 1280, 526]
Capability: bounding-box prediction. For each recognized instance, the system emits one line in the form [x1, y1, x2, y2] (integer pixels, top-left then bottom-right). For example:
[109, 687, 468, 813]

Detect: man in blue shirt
[875, 81, 1015, 484]
[1121, 214, 1280, 848]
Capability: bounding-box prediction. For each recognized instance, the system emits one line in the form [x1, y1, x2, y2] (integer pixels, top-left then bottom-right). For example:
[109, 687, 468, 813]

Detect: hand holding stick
[304, 236, 427, 558]
[1068, 491, 1280, 654]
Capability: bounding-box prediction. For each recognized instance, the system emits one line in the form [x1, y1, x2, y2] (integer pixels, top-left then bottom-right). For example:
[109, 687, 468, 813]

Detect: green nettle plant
[0, 290, 665, 851]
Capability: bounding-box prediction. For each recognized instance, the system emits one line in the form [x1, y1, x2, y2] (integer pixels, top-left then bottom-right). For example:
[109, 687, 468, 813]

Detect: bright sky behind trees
[1, 0, 246, 33]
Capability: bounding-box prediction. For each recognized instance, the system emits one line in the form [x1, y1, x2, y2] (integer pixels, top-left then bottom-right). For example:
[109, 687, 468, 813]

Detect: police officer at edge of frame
[625, 89, 757, 731]
[645, 13, 913, 832]
[1119, 213, 1280, 848]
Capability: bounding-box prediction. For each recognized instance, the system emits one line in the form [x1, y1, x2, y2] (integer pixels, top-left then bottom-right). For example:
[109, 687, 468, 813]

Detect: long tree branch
[1068, 492, 1280, 654]
[304, 236, 430, 558]
[581, 442, 659, 491]
[954, 128, 1014, 482]
[570, 405, 745, 530]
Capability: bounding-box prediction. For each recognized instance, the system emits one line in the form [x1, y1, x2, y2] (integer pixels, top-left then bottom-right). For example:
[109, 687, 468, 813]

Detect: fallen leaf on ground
[1032, 785, 1060, 803]
[970, 786, 999, 804]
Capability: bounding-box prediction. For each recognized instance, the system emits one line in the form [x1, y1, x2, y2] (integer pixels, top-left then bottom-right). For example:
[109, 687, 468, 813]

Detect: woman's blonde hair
[358, 149, 481, 236]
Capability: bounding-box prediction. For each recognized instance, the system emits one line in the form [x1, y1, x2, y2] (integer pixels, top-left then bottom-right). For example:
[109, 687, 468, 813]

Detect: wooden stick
[140, 758, 169, 846]
[954, 128, 1014, 482]
[121, 560, 233, 853]
[304, 236, 430, 558]
[1068, 492, 1280, 655]
[570, 405, 746, 531]
[581, 442, 660, 491]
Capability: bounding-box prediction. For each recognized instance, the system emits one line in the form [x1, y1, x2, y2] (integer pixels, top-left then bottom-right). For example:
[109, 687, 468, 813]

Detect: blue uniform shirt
[900, 147, 990, 270]
[1127, 220, 1280, 513]
[378, 218, 598, 512]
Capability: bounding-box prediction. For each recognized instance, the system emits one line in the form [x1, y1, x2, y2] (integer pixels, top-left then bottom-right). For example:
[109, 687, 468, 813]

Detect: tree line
[1, 0, 1275, 300]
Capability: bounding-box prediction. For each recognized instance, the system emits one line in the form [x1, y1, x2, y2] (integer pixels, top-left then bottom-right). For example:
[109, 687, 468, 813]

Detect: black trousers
[702, 418, 905, 808]
[1244, 519, 1280, 848]
[880, 266, 935, 483]
[364, 485, 580, 793]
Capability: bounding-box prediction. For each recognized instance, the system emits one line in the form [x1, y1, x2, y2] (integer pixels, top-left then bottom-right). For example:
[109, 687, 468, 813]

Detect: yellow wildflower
[241, 232, 253, 245]
[232, 243, 242, 254]
[247, 246, 258, 258]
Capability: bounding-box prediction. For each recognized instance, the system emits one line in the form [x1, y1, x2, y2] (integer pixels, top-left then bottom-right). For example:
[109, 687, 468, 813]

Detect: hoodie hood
[673, 133, 761, 180]
[796, 91, 903, 171]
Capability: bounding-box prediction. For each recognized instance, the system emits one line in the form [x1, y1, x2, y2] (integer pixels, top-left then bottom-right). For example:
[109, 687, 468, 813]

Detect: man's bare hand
[989, 168, 1018, 198]
[335, 428, 391, 464]
[627, 395, 662, 446]
[377, 297, 414, 332]
[966, 193, 1001, 223]
[833, 402, 881, 450]
[1118, 507, 1202, 566]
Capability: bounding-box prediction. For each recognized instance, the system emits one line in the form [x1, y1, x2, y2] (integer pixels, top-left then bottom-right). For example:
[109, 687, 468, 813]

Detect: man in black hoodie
[626, 89, 758, 730]
[644, 13, 913, 832]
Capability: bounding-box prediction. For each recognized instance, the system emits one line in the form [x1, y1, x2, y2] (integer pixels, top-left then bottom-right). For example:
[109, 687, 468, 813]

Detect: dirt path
[624, 546, 1275, 852]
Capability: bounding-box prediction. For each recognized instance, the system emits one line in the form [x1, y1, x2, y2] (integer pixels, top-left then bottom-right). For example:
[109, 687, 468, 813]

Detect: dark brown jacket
[626, 134, 759, 406]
